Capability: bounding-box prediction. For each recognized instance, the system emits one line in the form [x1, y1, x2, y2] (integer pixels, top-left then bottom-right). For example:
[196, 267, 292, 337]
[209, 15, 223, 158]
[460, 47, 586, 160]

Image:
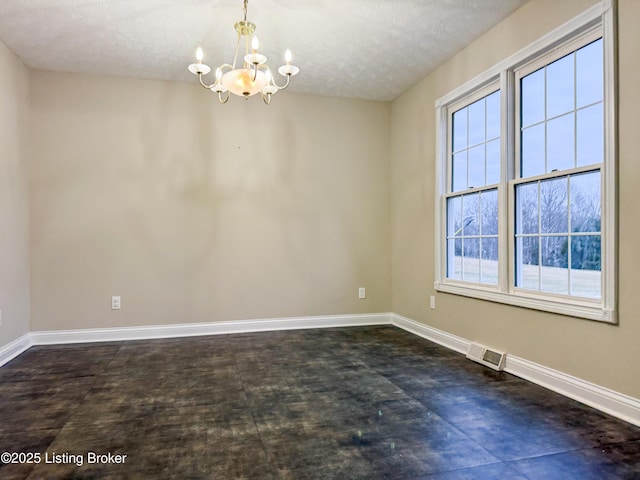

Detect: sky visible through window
[452, 91, 500, 192]
[521, 39, 604, 176]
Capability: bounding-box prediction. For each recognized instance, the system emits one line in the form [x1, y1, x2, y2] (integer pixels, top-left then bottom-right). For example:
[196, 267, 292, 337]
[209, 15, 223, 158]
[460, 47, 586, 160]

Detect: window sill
[434, 281, 615, 324]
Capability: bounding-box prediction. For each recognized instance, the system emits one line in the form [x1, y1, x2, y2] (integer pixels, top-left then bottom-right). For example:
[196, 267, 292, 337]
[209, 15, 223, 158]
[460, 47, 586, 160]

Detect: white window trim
[434, 0, 617, 323]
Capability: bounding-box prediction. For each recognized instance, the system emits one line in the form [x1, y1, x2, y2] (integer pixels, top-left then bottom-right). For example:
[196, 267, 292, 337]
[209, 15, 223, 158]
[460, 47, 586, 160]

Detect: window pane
[481, 238, 499, 284]
[521, 69, 545, 127]
[452, 151, 467, 192]
[522, 124, 545, 177]
[540, 177, 568, 234]
[453, 108, 467, 152]
[463, 238, 480, 283]
[576, 39, 603, 108]
[468, 145, 485, 188]
[481, 189, 498, 235]
[571, 268, 601, 299]
[570, 171, 601, 233]
[547, 113, 575, 172]
[462, 193, 479, 236]
[449, 189, 498, 287]
[486, 91, 500, 140]
[516, 182, 539, 234]
[448, 238, 462, 280]
[541, 236, 569, 294]
[546, 53, 575, 118]
[541, 236, 569, 268]
[577, 103, 603, 167]
[447, 196, 462, 237]
[468, 99, 485, 146]
[570, 235, 601, 298]
[486, 139, 500, 185]
[571, 235, 601, 271]
[516, 236, 539, 290]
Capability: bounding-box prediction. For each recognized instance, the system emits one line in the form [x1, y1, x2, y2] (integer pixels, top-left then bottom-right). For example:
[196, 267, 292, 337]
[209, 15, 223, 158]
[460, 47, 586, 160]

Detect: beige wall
[391, 0, 640, 398]
[0, 40, 31, 347]
[30, 71, 391, 331]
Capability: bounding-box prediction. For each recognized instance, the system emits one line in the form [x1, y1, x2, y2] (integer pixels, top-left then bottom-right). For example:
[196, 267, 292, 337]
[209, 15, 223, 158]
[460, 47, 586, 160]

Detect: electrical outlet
[358, 287, 366, 299]
[429, 295, 436, 310]
[111, 296, 121, 310]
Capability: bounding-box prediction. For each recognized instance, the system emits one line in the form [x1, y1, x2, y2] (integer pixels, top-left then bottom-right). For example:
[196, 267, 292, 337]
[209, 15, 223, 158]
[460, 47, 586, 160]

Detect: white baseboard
[389, 313, 640, 428]
[29, 313, 392, 345]
[390, 313, 471, 354]
[0, 333, 33, 367]
[504, 355, 640, 428]
[4, 312, 639, 428]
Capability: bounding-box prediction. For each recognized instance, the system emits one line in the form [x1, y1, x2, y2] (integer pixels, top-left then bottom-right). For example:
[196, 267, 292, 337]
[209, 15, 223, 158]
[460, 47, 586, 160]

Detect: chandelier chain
[243, 0, 248, 21]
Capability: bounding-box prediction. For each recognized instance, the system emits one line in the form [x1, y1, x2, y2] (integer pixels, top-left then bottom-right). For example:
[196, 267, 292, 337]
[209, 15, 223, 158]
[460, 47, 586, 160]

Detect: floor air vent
[466, 342, 506, 371]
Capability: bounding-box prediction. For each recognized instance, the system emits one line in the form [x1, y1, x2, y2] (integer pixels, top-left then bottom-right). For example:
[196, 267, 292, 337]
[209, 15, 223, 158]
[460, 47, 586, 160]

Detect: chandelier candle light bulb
[187, 0, 299, 105]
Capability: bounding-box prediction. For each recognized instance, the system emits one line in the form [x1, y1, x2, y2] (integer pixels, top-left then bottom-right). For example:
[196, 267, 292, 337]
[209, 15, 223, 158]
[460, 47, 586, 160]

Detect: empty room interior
[1, 0, 640, 478]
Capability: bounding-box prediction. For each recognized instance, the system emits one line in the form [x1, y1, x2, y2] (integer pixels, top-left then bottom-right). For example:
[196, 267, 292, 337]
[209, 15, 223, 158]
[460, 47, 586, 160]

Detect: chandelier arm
[269, 74, 291, 91]
[218, 91, 230, 104]
[214, 64, 235, 91]
[197, 73, 216, 90]
[262, 92, 271, 105]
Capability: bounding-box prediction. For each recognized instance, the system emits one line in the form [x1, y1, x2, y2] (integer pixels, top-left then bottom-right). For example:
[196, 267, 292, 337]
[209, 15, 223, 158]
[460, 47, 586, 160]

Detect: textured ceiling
[0, 0, 528, 101]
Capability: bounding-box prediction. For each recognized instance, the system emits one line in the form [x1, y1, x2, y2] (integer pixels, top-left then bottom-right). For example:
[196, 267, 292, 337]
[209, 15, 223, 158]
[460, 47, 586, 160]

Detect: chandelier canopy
[187, 0, 299, 105]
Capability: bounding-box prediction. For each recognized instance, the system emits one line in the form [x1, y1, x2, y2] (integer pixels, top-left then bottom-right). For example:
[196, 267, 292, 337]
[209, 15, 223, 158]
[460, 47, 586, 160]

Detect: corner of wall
[0, 39, 32, 349]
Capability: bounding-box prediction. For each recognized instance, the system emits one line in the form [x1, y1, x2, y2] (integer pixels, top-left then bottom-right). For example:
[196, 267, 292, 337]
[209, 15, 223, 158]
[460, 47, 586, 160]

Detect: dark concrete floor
[0, 325, 639, 479]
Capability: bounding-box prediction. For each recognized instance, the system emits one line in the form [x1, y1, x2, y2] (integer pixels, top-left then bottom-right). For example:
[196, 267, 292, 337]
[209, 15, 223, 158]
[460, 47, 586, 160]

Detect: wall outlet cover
[111, 296, 121, 310]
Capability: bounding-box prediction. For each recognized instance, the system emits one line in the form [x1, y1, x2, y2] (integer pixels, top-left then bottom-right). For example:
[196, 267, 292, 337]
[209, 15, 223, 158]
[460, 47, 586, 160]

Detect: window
[447, 90, 500, 285]
[435, 4, 616, 323]
[515, 38, 603, 299]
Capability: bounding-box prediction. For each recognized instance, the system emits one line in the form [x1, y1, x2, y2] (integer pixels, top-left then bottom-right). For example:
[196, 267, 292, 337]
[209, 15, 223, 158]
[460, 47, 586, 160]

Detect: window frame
[434, 1, 617, 323]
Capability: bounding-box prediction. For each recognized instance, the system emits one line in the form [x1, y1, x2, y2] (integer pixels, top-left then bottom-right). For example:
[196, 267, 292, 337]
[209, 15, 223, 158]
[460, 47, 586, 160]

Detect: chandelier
[187, 0, 299, 105]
